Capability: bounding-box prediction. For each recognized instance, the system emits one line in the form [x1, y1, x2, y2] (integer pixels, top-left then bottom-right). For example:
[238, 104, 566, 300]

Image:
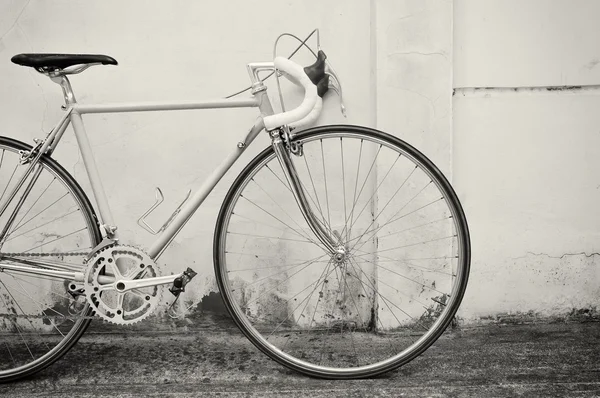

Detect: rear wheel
[0, 137, 101, 382]
[214, 125, 470, 378]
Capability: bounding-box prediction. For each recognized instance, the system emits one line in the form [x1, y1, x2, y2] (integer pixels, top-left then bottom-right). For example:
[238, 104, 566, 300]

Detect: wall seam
[369, 0, 377, 128]
[454, 85, 600, 97]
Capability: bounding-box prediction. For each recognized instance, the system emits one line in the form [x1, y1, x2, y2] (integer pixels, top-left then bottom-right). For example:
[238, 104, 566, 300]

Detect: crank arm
[112, 273, 183, 293]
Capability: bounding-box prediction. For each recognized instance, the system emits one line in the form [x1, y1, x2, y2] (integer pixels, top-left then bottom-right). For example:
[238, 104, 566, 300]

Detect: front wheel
[214, 125, 470, 378]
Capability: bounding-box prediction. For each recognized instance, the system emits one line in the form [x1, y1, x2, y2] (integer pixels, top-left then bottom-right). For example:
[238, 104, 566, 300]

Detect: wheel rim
[216, 127, 470, 377]
[0, 141, 99, 378]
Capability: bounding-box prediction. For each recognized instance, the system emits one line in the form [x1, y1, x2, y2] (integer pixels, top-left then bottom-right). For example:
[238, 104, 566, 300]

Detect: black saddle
[11, 53, 117, 72]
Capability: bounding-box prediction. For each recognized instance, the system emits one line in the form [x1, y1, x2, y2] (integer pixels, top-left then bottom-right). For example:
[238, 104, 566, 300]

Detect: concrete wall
[454, 0, 600, 321]
[4, 0, 595, 326]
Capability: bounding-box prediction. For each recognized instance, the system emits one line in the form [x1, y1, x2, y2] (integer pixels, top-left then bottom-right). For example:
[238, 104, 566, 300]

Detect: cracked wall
[454, 0, 600, 322]
[5, 0, 592, 327]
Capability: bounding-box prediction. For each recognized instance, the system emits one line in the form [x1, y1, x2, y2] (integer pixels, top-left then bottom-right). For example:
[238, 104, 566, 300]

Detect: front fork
[270, 129, 338, 254]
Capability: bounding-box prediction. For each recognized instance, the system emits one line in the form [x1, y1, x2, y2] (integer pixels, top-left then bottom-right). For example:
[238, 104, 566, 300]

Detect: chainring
[83, 244, 161, 325]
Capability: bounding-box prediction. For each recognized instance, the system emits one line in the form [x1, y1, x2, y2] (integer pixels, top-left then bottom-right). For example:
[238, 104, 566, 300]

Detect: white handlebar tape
[289, 96, 322, 129]
[263, 57, 318, 130]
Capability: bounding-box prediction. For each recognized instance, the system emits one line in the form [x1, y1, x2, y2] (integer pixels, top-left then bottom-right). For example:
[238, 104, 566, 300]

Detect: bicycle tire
[214, 125, 470, 379]
[0, 136, 102, 382]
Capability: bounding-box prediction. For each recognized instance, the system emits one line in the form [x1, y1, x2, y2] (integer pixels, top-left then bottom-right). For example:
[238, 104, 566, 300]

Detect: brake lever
[324, 62, 346, 117]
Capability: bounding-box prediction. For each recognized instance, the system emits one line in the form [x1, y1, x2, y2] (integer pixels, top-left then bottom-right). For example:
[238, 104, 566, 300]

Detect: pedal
[166, 267, 197, 319]
[168, 267, 197, 297]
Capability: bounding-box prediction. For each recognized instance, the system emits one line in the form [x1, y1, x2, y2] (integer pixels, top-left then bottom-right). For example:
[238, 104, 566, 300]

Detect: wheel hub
[333, 247, 347, 264]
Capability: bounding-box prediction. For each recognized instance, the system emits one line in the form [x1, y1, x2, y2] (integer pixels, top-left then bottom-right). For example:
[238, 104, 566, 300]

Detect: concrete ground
[1, 315, 599, 397]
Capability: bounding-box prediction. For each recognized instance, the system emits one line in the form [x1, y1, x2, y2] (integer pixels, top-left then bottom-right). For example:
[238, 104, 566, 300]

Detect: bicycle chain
[0, 313, 97, 320]
[0, 251, 91, 257]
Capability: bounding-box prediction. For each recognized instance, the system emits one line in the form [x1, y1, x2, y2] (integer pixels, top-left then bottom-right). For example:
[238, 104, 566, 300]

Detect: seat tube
[54, 75, 117, 238]
[69, 111, 117, 237]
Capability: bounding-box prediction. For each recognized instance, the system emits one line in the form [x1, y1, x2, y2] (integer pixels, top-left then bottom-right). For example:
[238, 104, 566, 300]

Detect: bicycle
[0, 30, 470, 381]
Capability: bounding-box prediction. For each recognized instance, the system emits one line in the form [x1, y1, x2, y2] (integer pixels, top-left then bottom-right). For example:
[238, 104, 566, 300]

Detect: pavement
[0, 314, 599, 397]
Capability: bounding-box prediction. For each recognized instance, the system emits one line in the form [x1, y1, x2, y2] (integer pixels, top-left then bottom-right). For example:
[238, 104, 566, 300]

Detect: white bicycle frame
[0, 61, 337, 290]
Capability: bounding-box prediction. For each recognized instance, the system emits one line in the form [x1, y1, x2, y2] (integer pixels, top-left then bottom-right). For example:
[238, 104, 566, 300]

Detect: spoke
[11, 193, 70, 234]
[4, 340, 17, 365]
[320, 140, 332, 229]
[23, 227, 87, 253]
[338, 266, 361, 366]
[228, 253, 328, 273]
[344, 256, 429, 331]
[343, 145, 382, 240]
[340, 263, 400, 340]
[349, 178, 431, 254]
[0, 280, 37, 359]
[232, 213, 312, 241]
[351, 166, 422, 248]
[0, 163, 20, 204]
[288, 265, 338, 350]
[347, 259, 432, 310]
[346, 166, 419, 250]
[307, 259, 335, 334]
[378, 256, 457, 261]
[241, 255, 326, 309]
[8, 278, 66, 337]
[249, 178, 327, 251]
[350, 260, 412, 330]
[343, 153, 400, 239]
[265, 164, 331, 232]
[6, 208, 80, 242]
[316, 259, 340, 364]
[377, 216, 452, 241]
[235, 256, 323, 290]
[300, 154, 327, 227]
[353, 247, 456, 275]
[346, 140, 363, 242]
[353, 254, 454, 276]
[354, 235, 456, 257]
[340, 138, 348, 240]
[6, 178, 56, 238]
[226, 251, 326, 264]
[239, 195, 326, 252]
[5, 273, 74, 301]
[227, 231, 315, 244]
[269, 259, 338, 340]
[351, 254, 449, 297]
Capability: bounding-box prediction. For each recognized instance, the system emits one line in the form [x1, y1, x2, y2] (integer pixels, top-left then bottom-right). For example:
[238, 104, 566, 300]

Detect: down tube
[147, 120, 265, 259]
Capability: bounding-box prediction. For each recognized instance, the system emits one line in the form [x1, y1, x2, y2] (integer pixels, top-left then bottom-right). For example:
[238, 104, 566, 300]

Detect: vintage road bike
[0, 30, 470, 381]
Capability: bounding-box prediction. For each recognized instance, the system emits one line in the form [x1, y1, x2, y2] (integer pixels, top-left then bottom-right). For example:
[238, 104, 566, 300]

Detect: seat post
[49, 74, 77, 105]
